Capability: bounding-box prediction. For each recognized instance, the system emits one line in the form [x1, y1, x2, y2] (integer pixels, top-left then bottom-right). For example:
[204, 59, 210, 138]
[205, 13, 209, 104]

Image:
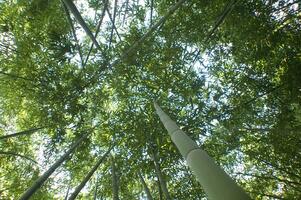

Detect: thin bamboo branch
[138, 171, 154, 200]
[110, 0, 187, 67]
[0, 151, 38, 164]
[151, 151, 171, 200]
[205, 0, 237, 42]
[108, 0, 118, 50]
[64, 184, 71, 200]
[105, 6, 122, 41]
[62, 0, 101, 49]
[83, 0, 109, 67]
[150, 0, 154, 26]
[122, 0, 129, 25]
[68, 146, 113, 200]
[61, 0, 84, 66]
[193, 0, 238, 63]
[93, 174, 99, 200]
[0, 71, 33, 82]
[0, 127, 44, 140]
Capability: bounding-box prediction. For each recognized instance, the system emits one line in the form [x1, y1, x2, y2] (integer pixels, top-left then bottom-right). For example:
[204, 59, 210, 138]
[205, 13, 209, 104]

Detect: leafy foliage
[0, 0, 300, 199]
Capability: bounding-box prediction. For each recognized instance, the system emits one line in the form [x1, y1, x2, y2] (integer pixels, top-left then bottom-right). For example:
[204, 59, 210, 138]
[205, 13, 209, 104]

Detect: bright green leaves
[0, 0, 300, 199]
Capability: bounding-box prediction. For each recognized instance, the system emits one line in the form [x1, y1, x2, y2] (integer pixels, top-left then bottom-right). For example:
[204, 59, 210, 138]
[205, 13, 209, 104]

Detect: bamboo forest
[0, 0, 300, 199]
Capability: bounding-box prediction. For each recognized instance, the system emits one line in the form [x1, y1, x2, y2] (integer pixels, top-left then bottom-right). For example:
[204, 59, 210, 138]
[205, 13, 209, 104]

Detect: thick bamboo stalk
[19, 133, 88, 200]
[154, 102, 251, 200]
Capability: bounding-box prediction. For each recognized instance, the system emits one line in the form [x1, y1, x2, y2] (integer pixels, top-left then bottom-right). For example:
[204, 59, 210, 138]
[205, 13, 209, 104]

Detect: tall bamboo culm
[154, 102, 251, 200]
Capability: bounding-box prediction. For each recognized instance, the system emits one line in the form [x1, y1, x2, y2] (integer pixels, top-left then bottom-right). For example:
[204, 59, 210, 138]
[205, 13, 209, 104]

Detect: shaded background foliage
[0, 0, 300, 199]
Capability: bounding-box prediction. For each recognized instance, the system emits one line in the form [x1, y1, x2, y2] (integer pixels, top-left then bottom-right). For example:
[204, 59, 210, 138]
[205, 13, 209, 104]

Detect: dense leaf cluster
[0, 0, 300, 199]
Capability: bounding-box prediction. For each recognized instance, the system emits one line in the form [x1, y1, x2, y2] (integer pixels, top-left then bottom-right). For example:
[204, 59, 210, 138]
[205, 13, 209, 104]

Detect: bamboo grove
[0, 0, 300, 199]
